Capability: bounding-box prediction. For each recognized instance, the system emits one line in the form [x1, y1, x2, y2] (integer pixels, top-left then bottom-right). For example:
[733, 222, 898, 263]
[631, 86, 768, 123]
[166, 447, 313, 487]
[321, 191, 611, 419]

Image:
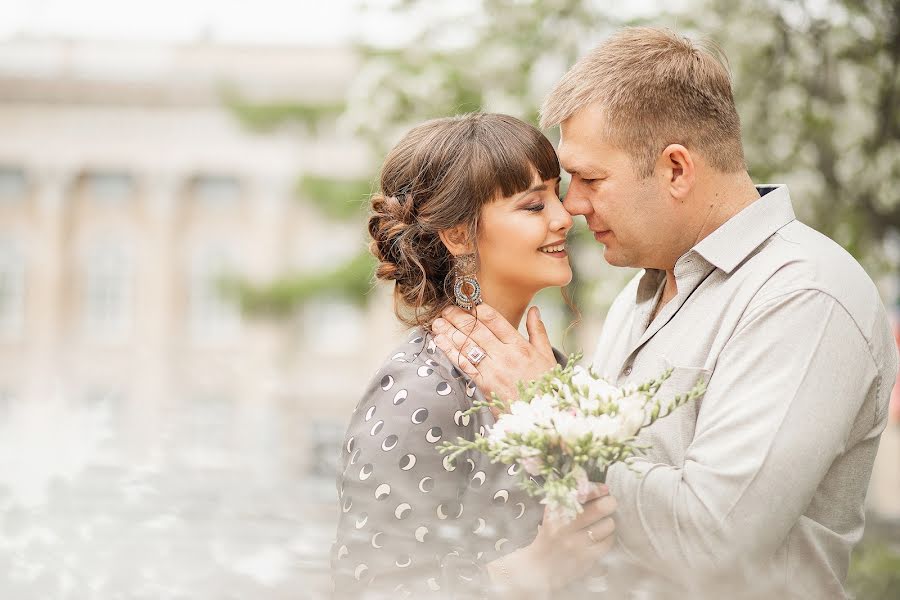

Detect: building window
[189, 244, 241, 344]
[86, 172, 135, 205]
[0, 237, 25, 339]
[83, 239, 133, 341]
[193, 175, 241, 208]
[0, 168, 27, 203]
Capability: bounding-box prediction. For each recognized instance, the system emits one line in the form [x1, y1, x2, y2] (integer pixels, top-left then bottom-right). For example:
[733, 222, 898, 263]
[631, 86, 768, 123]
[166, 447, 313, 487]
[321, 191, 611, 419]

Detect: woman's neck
[479, 285, 532, 330]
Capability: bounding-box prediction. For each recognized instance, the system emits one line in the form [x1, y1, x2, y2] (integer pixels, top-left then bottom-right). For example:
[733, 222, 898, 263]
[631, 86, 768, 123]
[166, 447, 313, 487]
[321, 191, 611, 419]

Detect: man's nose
[562, 186, 593, 217]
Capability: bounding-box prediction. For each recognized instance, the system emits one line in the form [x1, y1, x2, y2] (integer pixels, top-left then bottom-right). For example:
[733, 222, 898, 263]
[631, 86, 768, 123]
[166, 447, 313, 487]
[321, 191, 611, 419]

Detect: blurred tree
[231, 0, 899, 316]
[230, 0, 632, 323]
[694, 0, 900, 270]
[848, 539, 900, 599]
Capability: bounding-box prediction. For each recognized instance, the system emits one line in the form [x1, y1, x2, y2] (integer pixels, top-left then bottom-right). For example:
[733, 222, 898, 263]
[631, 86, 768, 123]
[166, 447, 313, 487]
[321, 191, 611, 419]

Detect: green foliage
[691, 0, 900, 270]
[848, 541, 900, 600]
[297, 174, 373, 221]
[344, 1, 619, 155]
[222, 250, 376, 317]
[229, 0, 900, 315]
[222, 86, 344, 134]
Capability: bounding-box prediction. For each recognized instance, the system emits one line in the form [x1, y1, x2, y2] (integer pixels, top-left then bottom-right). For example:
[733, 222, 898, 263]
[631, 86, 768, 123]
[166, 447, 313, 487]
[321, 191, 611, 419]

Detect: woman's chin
[535, 270, 573, 289]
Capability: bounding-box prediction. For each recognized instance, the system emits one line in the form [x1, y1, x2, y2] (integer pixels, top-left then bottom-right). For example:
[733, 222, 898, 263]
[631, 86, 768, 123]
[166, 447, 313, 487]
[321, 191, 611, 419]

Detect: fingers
[471, 303, 525, 344]
[437, 341, 483, 381]
[583, 515, 616, 542]
[433, 307, 504, 353]
[566, 494, 618, 534]
[525, 306, 553, 356]
[582, 525, 616, 562]
[584, 483, 610, 502]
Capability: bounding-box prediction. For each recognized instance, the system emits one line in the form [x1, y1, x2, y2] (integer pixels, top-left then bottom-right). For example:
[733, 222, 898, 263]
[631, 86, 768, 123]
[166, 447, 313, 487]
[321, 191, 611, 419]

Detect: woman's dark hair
[367, 113, 560, 327]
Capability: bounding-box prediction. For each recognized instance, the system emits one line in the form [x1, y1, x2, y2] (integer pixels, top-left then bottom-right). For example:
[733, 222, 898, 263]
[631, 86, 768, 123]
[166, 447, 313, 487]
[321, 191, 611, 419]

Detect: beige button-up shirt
[597, 185, 898, 599]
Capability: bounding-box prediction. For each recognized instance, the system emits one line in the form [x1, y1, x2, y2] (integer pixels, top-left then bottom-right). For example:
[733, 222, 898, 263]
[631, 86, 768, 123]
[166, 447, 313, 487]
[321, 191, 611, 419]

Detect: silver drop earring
[452, 253, 482, 310]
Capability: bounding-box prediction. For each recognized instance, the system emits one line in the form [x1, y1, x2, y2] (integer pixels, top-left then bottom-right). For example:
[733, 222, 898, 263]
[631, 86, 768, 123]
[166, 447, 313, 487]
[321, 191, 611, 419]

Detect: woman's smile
[538, 241, 568, 258]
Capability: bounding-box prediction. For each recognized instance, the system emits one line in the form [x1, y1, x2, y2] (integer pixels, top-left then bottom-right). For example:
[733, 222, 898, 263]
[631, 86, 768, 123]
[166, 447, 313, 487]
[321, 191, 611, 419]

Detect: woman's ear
[438, 225, 474, 256]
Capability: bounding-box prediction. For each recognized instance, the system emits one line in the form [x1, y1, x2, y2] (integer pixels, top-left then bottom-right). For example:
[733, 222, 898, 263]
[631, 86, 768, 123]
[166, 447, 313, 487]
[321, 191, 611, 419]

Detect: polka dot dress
[330, 328, 554, 599]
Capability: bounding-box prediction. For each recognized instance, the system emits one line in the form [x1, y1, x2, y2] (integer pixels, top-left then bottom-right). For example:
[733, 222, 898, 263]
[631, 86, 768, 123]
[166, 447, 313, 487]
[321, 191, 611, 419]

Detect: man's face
[558, 103, 673, 270]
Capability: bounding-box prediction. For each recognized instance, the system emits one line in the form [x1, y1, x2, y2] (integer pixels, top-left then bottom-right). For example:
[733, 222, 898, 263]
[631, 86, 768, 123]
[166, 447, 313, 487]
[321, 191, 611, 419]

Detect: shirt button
[623, 365, 633, 376]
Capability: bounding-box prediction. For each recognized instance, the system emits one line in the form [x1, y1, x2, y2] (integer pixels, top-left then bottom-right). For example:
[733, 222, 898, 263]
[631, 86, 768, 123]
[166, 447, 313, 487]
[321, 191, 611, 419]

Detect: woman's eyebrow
[516, 177, 561, 199]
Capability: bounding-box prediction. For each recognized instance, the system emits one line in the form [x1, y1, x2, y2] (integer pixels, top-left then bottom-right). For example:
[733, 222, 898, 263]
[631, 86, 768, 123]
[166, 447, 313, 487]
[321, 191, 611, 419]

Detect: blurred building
[0, 37, 401, 479]
[0, 36, 895, 517]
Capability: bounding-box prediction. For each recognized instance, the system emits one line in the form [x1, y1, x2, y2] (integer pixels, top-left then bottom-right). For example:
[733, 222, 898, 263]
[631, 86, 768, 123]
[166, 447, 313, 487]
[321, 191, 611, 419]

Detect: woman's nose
[550, 197, 574, 232]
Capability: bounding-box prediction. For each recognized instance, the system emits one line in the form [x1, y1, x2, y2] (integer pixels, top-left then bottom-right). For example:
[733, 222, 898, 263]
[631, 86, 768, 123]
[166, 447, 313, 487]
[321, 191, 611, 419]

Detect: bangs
[467, 114, 560, 201]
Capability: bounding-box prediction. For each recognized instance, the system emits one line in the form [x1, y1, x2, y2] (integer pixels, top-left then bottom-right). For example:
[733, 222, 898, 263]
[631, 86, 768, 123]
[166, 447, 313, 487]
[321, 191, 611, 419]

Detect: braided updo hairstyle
[367, 113, 560, 327]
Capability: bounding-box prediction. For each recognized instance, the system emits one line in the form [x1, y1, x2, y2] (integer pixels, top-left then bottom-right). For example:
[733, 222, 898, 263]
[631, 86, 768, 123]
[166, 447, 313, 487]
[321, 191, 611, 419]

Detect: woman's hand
[487, 484, 617, 597]
[432, 304, 557, 403]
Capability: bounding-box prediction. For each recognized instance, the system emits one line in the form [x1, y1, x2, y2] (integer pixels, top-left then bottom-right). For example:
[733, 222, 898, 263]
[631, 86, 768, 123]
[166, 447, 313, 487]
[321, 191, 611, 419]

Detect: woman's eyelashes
[523, 190, 563, 212]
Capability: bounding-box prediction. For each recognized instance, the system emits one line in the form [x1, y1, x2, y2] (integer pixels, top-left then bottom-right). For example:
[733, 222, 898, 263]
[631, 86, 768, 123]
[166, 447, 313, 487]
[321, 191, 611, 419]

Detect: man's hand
[431, 303, 557, 402]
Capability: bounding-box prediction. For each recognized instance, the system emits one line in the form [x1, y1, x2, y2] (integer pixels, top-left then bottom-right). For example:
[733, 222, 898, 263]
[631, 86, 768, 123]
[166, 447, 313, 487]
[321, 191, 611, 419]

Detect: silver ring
[465, 345, 487, 366]
[587, 529, 597, 543]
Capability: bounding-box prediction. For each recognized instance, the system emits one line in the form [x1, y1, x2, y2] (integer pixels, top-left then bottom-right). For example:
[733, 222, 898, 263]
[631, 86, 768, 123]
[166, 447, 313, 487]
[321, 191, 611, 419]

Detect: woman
[331, 113, 617, 599]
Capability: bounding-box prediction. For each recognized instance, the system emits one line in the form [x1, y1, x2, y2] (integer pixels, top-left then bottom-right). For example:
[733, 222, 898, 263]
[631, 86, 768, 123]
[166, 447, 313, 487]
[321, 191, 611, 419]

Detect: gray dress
[330, 328, 556, 599]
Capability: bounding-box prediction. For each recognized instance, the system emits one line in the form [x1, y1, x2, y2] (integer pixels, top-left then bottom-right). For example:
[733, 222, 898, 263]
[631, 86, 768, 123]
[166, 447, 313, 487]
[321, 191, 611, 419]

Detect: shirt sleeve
[606, 288, 880, 575]
[331, 358, 486, 599]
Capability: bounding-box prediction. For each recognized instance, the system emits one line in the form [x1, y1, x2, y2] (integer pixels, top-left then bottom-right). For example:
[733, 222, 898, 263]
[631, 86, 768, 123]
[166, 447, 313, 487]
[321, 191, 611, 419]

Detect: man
[432, 27, 898, 598]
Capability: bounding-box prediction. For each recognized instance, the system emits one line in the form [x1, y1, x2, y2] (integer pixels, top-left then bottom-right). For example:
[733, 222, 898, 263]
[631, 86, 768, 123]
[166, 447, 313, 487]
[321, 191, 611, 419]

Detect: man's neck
[651, 271, 678, 322]
[689, 171, 761, 248]
[653, 172, 761, 320]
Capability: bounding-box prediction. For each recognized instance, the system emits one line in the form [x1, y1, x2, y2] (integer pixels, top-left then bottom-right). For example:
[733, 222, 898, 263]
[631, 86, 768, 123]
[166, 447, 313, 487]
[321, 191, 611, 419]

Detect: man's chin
[602, 249, 630, 267]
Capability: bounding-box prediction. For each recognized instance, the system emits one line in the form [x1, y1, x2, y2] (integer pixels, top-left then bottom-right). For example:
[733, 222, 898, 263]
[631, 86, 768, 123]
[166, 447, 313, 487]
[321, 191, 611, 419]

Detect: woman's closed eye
[524, 203, 545, 213]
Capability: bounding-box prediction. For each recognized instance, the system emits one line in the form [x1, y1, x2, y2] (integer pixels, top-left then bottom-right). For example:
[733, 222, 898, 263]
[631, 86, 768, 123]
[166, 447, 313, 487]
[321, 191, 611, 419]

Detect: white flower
[488, 415, 528, 442]
[571, 367, 622, 405]
[580, 395, 600, 413]
[587, 414, 621, 441]
[516, 394, 557, 425]
[615, 394, 647, 440]
[489, 402, 552, 442]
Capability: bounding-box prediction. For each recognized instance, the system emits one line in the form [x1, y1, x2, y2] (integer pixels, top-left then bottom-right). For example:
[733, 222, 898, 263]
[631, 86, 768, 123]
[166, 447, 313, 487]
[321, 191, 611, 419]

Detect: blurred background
[0, 0, 897, 597]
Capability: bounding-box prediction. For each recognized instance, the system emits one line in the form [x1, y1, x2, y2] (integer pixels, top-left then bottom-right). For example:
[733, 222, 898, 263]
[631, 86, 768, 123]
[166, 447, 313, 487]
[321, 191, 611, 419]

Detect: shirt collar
[691, 184, 796, 275]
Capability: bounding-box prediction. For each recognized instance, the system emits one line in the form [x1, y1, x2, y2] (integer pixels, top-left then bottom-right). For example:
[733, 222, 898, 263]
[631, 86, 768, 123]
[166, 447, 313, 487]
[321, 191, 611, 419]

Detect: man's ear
[659, 144, 695, 201]
[438, 225, 474, 256]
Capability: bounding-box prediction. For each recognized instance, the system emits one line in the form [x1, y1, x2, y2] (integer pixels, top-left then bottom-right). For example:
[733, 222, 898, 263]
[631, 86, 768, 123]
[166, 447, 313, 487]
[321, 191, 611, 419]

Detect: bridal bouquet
[439, 354, 706, 521]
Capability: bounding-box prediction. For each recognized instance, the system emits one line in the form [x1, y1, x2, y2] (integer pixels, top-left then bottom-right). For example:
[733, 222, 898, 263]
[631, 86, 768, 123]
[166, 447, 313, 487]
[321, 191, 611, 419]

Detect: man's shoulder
[754, 220, 879, 313]
[742, 220, 893, 355]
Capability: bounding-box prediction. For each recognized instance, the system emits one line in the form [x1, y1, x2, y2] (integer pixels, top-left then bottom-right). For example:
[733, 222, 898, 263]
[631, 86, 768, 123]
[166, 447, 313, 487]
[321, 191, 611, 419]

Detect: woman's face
[476, 173, 573, 298]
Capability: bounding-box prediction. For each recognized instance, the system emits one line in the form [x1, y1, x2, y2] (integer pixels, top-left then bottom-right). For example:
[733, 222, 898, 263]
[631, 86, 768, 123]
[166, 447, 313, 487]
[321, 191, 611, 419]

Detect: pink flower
[573, 466, 593, 503]
[521, 456, 544, 476]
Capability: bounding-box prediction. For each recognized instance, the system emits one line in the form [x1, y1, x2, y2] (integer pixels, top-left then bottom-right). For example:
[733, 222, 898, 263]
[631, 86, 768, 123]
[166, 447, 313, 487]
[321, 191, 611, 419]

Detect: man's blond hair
[541, 27, 745, 177]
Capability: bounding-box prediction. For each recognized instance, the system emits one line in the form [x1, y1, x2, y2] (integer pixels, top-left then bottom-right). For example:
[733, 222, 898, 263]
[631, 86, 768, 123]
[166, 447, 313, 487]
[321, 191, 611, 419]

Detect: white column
[27, 169, 72, 403]
[234, 175, 291, 475]
[129, 172, 182, 455]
